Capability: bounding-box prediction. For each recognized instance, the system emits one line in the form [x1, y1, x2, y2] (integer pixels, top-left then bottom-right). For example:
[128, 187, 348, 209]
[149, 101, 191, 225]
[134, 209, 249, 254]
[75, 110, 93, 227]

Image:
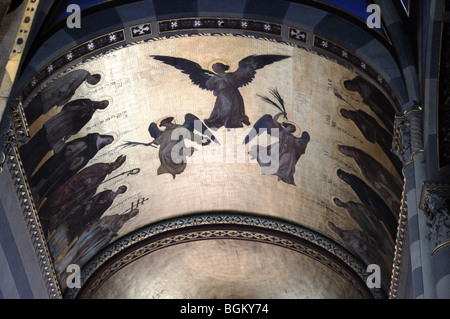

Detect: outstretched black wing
[148, 122, 163, 139]
[151, 55, 215, 91]
[235, 54, 290, 88]
[183, 113, 219, 145]
[243, 114, 279, 144]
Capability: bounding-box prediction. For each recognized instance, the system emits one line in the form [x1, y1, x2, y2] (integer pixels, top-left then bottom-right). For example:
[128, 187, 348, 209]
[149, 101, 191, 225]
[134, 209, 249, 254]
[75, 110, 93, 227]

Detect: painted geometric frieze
[131, 23, 152, 39]
[288, 27, 307, 44]
[158, 18, 282, 36]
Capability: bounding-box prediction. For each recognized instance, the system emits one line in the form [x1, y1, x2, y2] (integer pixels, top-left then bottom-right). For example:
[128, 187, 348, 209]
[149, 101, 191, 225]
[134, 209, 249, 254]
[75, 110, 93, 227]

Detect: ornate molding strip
[158, 17, 282, 36]
[65, 213, 385, 299]
[0, 98, 28, 166]
[4, 145, 61, 298]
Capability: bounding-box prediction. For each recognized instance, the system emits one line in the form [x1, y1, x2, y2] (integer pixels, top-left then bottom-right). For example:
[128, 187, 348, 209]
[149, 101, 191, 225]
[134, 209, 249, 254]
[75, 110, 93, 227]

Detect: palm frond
[257, 94, 282, 112]
[258, 88, 288, 119]
[118, 141, 156, 150]
[269, 88, 286, 114]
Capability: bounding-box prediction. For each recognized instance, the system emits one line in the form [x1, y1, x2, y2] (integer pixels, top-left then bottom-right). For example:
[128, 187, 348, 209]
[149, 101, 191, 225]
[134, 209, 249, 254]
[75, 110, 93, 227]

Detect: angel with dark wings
[244, 89, 310, 186]
[151, 54, 290, 129]
[121, 113, 217, 179]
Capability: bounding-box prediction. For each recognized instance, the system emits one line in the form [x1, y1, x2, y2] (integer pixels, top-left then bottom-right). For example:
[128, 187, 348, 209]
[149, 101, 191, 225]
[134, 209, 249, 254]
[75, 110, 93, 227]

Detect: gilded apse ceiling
[13, 0, 406, 299]
[88, 239, 368, 299]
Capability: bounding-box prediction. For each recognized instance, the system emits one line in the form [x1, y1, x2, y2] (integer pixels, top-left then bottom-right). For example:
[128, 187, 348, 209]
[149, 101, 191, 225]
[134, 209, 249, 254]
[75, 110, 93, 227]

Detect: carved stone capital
[392, 105, 423, 165]
[420, 182, 450, 255]
[0, 98, 29, 171]
[393, 115, 411, 164]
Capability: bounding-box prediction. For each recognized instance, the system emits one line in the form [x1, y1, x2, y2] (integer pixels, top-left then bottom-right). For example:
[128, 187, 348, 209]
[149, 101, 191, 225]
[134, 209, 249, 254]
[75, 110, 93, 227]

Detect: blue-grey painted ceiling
[41, 0, 392, 42]
[51, 0, 381, 22]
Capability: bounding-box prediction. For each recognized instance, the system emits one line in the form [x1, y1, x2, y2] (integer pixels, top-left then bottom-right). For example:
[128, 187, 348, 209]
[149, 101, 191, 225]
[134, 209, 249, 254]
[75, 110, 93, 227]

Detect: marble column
[417, 0, 450, 299]
[420, 183, 450, 299]
[393, 103, 438, 299]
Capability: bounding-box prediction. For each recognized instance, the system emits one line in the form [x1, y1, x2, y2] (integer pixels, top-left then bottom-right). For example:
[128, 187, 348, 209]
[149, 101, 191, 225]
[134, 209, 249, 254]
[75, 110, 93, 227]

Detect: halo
[333, 141, 347, 153]
[336, 105, 352, 121]
[330, 195, 345, 209]
[208, 59, 230, 73]
[277, 119, 302, 138]
[95, 95, 113, 112]
[115, 183, 132, 197]
[85, 70, 105, 88]
[98, 131, 119, 147]
[340, 76, 360, 96]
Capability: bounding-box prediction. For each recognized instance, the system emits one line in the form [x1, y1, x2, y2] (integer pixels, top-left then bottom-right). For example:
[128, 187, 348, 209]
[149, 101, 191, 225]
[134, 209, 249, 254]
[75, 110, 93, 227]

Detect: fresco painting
[151, 54, 290, 129]
[18, 35, 401, 292]
[245, 89, 310, 186]
[121, 113, 218, 179]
